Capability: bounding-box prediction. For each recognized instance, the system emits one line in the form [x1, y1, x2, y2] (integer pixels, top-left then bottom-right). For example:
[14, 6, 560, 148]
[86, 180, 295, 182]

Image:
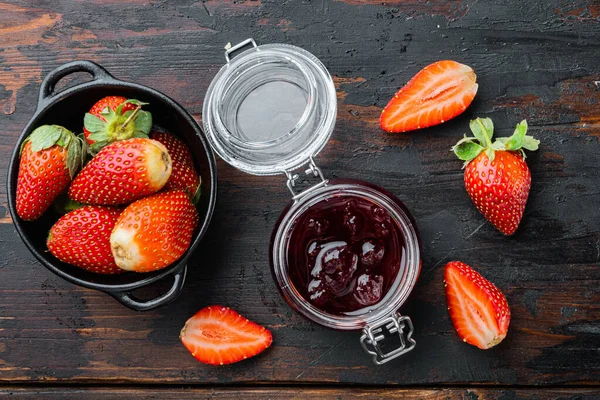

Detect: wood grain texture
[0, 0, 599, 388]
[1, 387, 600, 400]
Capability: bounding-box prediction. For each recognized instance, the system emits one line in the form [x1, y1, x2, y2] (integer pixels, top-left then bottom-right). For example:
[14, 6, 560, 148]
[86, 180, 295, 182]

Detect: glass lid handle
[285, 156, 328, 200]
[224, 38, 258, 62]
[360, 313, 416, 365]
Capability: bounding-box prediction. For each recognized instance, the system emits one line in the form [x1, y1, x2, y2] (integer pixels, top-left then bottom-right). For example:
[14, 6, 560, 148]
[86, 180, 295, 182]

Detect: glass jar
[203, 39, 421, 365]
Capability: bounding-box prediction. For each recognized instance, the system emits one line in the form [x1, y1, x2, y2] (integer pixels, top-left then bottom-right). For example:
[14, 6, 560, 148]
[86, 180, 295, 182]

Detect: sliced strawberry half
[180, 306, 272, 366]
[380, 60, 478, 133]
[444, 261, 510, 349]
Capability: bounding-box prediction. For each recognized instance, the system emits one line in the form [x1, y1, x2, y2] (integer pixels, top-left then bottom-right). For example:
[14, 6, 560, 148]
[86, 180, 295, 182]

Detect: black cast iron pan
[6, 61, 217, 311]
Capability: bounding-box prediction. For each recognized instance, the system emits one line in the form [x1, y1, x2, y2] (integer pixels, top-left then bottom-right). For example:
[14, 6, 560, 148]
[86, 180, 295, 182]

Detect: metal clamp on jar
[203, 38, 421, 365]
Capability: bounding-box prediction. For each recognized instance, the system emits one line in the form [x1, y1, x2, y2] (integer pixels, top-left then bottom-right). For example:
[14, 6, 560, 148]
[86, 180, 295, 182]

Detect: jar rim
[202, 41, 337, 176]
[271, 180, 422, 331]
[213, 50, 318, 150]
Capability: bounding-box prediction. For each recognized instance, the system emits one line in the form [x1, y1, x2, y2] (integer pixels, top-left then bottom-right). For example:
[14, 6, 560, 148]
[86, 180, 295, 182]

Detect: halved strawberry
[180, 305, 272, 366]
[380, 60, 478, 133]
[444, 261, 510, 349]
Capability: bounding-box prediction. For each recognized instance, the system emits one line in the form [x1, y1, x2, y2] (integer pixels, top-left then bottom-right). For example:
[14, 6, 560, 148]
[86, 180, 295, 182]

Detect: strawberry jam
[287, 195, 405, 316]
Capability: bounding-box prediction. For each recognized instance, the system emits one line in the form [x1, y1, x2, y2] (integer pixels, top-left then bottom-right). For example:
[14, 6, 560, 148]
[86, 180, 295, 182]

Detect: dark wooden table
[1, 1, 599, 399]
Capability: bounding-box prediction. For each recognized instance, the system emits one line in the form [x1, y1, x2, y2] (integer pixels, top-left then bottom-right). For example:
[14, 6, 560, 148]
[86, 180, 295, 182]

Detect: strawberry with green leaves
[83, 96, 152, 153]
[16, 125, 85, 221]
[452, 118, 540, 235]
[47, 205, 123, 275]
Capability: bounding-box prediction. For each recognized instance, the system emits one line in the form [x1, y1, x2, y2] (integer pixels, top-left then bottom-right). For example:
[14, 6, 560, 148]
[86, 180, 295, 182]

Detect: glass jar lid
[202, 39, 337, 175]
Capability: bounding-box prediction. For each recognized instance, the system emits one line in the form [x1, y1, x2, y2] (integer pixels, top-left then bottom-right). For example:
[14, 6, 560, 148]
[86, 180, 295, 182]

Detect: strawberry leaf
[485, 147, 495, 162]
[191, 180, 202, 205]
[88, 131, 109, 142]
[522, 135, 540, 151]
[124, 99, 149, 107]
[469, 118, 494, 147]
[452, 137, 484, 162]
[77, 133, 90, 161]
[133, 109, 152, 136]
[100, 106, 118, 123]
[84, 113, 108, 134]
[29, 125, 64, 152]
[491, 140, 506, 151]
[66, 134, 83, 179]
[505, 120, 527, 150]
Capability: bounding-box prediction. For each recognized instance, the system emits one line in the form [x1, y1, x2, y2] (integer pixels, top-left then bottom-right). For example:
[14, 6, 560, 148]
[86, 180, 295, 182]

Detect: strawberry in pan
[110, 190, 198, 272]
[68, 138, 172, 206]
[47, 205, 123, 275]
[83, 96, 152, 153]
[380, 60, 478, 133]
[16, 125, 86, 221]
[149, 130, 202, 203]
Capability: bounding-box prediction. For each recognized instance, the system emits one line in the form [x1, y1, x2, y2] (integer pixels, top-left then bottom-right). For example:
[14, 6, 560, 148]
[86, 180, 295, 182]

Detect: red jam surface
[287, 195, 405, 316]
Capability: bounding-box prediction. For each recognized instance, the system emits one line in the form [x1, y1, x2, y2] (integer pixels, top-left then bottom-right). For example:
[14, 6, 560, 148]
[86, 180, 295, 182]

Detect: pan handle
[109, 266, 187, 311]
[37, 60, 116, 110]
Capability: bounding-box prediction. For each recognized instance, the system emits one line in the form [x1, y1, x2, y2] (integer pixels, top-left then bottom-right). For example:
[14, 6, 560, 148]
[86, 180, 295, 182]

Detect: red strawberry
[380, 60, 478, 133]
[150, 130, 201, 202]
[444, 261, 510, 349]
[16, 125, 85, 221]
[180, 305, 273, 366]
[68, 138, 172, 205]
[110, 190, 198, 272]
[47, 206, 122, 275]
[83, 96, 152, 153]
[453, 118, 539, 235]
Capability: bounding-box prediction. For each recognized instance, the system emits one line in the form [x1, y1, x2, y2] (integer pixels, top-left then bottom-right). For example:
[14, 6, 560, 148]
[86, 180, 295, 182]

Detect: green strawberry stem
[117, 105, 142, 137]
[452, 117, 539, 167]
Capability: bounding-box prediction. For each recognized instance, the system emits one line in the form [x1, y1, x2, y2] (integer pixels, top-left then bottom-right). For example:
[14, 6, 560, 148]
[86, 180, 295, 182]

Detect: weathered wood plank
[1, 387, 600, 400]
[0, 0, 599, 387]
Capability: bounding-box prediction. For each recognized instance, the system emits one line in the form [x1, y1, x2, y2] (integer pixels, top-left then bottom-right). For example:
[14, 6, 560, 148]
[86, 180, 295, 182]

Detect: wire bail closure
[284, 156, 328, 200]
[360, 313, 416, 365]
[224, 38, 258, 62]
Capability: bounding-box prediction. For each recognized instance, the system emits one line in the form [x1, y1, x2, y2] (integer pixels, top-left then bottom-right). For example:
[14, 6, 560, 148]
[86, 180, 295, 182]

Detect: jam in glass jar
[202, 39, 421, 364]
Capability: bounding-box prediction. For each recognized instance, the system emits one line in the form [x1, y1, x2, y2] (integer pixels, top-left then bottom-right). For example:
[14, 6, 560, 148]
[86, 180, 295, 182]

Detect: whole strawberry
[445, 261, 510, 349]
[16, 125, 85, 221]
[68, 138, 172, 206]
[150, 130, 201, 202]
[110, 190, 198, 272]
[47, 206, 123, 274]
[452, 118, 539, 235]
[83, 96, 152, 153]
